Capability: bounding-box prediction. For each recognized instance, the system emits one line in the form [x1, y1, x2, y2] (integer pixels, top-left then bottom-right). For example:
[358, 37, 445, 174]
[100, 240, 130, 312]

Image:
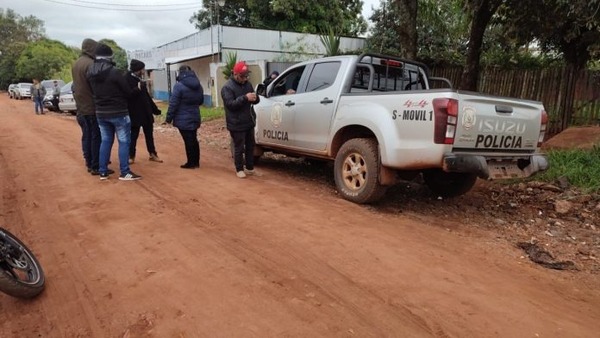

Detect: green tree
[190, 0, 366, 36]
[367, 0, 468, 62]
[15, 39, 77, 81]
[460, 0, 503, 91]
[500, 0, 600, 70]
[0, 8, 45, 87]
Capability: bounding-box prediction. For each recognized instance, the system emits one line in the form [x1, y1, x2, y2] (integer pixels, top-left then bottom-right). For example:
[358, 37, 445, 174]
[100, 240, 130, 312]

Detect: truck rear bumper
[442, 154, 549, 179]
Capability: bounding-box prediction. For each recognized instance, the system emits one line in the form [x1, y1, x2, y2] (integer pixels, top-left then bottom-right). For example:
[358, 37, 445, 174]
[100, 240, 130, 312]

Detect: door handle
[495, 105, 513, 113]
[320, 98, 333, 104]
[285, 101, 295, 107]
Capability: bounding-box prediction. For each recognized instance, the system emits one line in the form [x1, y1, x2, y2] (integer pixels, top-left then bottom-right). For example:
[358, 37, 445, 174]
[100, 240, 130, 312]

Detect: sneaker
[99, 173, 109, 180]
[180, 163, 199, 169]
[149, 154, 163, 163]
[90, 168, 115, 176]
[236, 171, 246, 178]
[244, 168, 262, 177]
[128, 157, 135, 164]
[119, 172, 142, 181]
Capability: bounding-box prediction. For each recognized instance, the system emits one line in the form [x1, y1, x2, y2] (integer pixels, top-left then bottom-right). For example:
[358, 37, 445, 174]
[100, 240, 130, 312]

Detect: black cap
[130, 59, 145, 72]
[95, 43, 113, 58]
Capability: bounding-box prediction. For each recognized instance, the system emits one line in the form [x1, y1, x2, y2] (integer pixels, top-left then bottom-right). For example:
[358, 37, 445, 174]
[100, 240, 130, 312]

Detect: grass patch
[534, 146, 600, 193]
[154, 101, 224, 123]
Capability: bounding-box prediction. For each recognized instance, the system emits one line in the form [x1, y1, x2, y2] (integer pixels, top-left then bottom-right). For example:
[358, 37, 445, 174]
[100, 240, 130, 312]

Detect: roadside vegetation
[536, 147, 600, 193]
[154, 101, 224, 123]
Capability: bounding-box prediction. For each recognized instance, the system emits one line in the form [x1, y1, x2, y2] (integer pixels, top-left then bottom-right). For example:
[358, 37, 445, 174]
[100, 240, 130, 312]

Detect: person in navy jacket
[165, 65, 204, 169]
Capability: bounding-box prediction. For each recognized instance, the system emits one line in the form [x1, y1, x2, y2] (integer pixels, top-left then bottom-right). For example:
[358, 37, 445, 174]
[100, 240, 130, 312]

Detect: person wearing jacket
[165, 65, 204, 169]
[126, 59, 163, 164]
[30, 78, 46, 115]
[221, 61, 260, 178]
[86, 43, 141, 181]
[72, 38, 113, 176]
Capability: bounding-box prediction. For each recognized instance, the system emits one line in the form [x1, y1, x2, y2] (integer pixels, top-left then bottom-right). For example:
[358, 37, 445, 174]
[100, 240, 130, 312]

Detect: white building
[127, 25, 366, 106]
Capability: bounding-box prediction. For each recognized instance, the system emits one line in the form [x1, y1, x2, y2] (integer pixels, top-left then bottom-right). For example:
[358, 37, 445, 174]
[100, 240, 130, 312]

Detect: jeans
[130, 123, 157, 158]
[178, 129, 199, 166]
[230, 129, 255, 172]
[34, 97, 44, 114]
[76, 115, 101, 171]
[97, 115, 132, 176]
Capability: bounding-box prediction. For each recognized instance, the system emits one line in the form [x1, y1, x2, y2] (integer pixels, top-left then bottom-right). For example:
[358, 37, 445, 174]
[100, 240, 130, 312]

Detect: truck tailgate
[452, 93, 542, 152]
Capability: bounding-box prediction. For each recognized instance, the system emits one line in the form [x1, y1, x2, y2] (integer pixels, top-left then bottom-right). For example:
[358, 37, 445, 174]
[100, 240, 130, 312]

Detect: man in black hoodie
[126, 59, 162, 164]
[87, 43, 141, 181]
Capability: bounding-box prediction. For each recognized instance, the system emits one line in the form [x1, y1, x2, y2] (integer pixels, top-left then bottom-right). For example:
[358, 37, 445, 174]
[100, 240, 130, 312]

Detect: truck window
[351, 65, 372, 92]
[305, 62, 340, 92]
[271, 66, 306, 96]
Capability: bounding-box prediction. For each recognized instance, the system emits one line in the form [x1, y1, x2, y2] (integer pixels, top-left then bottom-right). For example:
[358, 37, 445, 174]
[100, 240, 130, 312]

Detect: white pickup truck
[254, 53, 549, 203]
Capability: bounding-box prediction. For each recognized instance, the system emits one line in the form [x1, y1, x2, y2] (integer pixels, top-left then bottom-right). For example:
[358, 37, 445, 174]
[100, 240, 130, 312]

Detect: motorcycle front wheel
[0, 227, 45, 298]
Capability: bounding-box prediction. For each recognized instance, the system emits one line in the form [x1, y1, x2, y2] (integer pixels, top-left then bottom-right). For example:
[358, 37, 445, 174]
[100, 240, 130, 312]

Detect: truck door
[288, 61, 341, 151]
[255, 65, 308, 148]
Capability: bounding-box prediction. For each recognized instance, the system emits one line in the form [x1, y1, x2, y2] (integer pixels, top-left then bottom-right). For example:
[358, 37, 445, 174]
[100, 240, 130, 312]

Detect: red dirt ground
[0, 94, 599, 337]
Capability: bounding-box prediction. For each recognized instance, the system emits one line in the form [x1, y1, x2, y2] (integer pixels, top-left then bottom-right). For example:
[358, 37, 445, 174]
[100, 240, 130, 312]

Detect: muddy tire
[0, 227, 45, 298]
[422, 169, 477, 198]
[334, 138, 387, 204]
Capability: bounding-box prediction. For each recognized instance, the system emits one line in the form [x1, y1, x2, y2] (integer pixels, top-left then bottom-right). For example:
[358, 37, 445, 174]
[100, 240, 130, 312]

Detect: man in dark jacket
[221, 61, 260, 178]
[87, 43, 141, 181]
[72, 38, 112, 176]
[126, 59, 162, 164]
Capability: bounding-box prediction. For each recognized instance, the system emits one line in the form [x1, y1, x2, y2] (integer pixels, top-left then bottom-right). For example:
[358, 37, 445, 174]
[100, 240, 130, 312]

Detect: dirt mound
[543, 126, 600, 150]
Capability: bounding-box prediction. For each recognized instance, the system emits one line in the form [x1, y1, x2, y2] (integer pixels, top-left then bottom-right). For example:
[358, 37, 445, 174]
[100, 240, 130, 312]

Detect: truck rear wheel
[422, 169, 477, 198]
[334, 138, 387, 204]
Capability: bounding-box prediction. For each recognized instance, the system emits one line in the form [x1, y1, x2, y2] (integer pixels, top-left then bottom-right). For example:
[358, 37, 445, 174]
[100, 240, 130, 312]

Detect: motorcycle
[0, 227, 45, 298]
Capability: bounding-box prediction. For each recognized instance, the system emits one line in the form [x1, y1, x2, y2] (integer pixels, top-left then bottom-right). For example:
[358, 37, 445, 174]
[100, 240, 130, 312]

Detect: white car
[59, 81, 77, 114]
[14, 83, 32, 100]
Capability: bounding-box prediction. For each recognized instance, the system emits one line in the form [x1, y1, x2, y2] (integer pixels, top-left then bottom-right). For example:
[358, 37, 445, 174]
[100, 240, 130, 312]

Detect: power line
[67, 0, 199, 7]
[40, 0, 202, 11]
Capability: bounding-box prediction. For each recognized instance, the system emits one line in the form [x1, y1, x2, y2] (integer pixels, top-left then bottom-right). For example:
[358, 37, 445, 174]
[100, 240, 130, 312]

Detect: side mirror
[256, 83, 266, 96]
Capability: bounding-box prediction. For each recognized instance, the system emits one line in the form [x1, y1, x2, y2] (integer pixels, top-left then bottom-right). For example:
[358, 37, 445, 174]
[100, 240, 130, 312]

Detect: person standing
[126, 59, 163, 164]
[165, 65, 204, 169]
[30, 79, 46, 115]
[221, 61, 260, 178]
[72, 38, 113, 176]
[51, 80, 61, 112]
[263, 70, 279, 86]
[87, 43, 141, 181]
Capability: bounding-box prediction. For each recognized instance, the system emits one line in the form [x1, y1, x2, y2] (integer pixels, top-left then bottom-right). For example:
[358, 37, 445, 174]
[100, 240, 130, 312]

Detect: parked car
[59, 81, 77, 114]
[14, 83, 32, 100]
[41, 79, 65, 111]
[7, 84, 18, 99]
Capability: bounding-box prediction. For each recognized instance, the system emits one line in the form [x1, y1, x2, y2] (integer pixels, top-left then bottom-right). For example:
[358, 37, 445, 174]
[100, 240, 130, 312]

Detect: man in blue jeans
[87, 43, 141, 181]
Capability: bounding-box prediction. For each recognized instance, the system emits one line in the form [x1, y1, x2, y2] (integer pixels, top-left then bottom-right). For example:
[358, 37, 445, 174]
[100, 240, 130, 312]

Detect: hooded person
[72, 38, 114, 176]
[125, 58, 163, 164]
[86, 43, 141, 181]
[165, 65, 204, 169]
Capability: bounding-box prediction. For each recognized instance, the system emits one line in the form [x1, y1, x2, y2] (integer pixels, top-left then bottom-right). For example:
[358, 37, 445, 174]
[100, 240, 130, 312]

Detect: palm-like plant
[319, 26, 342, 56]
[222, 51, 238, 80]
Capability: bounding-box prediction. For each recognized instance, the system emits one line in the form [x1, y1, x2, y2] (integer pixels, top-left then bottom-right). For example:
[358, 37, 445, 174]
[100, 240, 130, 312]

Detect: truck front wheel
[422, 169, 477, 198]
[334, 138, 387, 204]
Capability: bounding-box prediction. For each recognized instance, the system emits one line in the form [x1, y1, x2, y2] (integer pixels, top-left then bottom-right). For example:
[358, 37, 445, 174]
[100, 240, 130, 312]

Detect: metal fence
[430, 66, 600, 135]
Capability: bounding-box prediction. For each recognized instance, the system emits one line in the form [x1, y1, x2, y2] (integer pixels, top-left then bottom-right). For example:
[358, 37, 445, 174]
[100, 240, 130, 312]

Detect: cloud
[4, 0, 379, 51]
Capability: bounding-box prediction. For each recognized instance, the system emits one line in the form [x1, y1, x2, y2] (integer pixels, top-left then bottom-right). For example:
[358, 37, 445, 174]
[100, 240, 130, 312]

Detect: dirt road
[1, 94, 599, 337]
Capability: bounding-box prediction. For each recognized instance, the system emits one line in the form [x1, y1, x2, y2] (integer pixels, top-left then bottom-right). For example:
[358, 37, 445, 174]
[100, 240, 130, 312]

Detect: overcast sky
[4, 0, 380, 51]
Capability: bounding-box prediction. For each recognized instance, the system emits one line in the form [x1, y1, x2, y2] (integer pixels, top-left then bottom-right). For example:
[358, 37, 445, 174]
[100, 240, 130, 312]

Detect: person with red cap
[221, 61, 260, 178]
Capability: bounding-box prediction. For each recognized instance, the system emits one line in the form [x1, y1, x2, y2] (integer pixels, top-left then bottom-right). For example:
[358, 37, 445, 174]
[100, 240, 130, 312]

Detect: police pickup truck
[254, 53, 549, 204]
